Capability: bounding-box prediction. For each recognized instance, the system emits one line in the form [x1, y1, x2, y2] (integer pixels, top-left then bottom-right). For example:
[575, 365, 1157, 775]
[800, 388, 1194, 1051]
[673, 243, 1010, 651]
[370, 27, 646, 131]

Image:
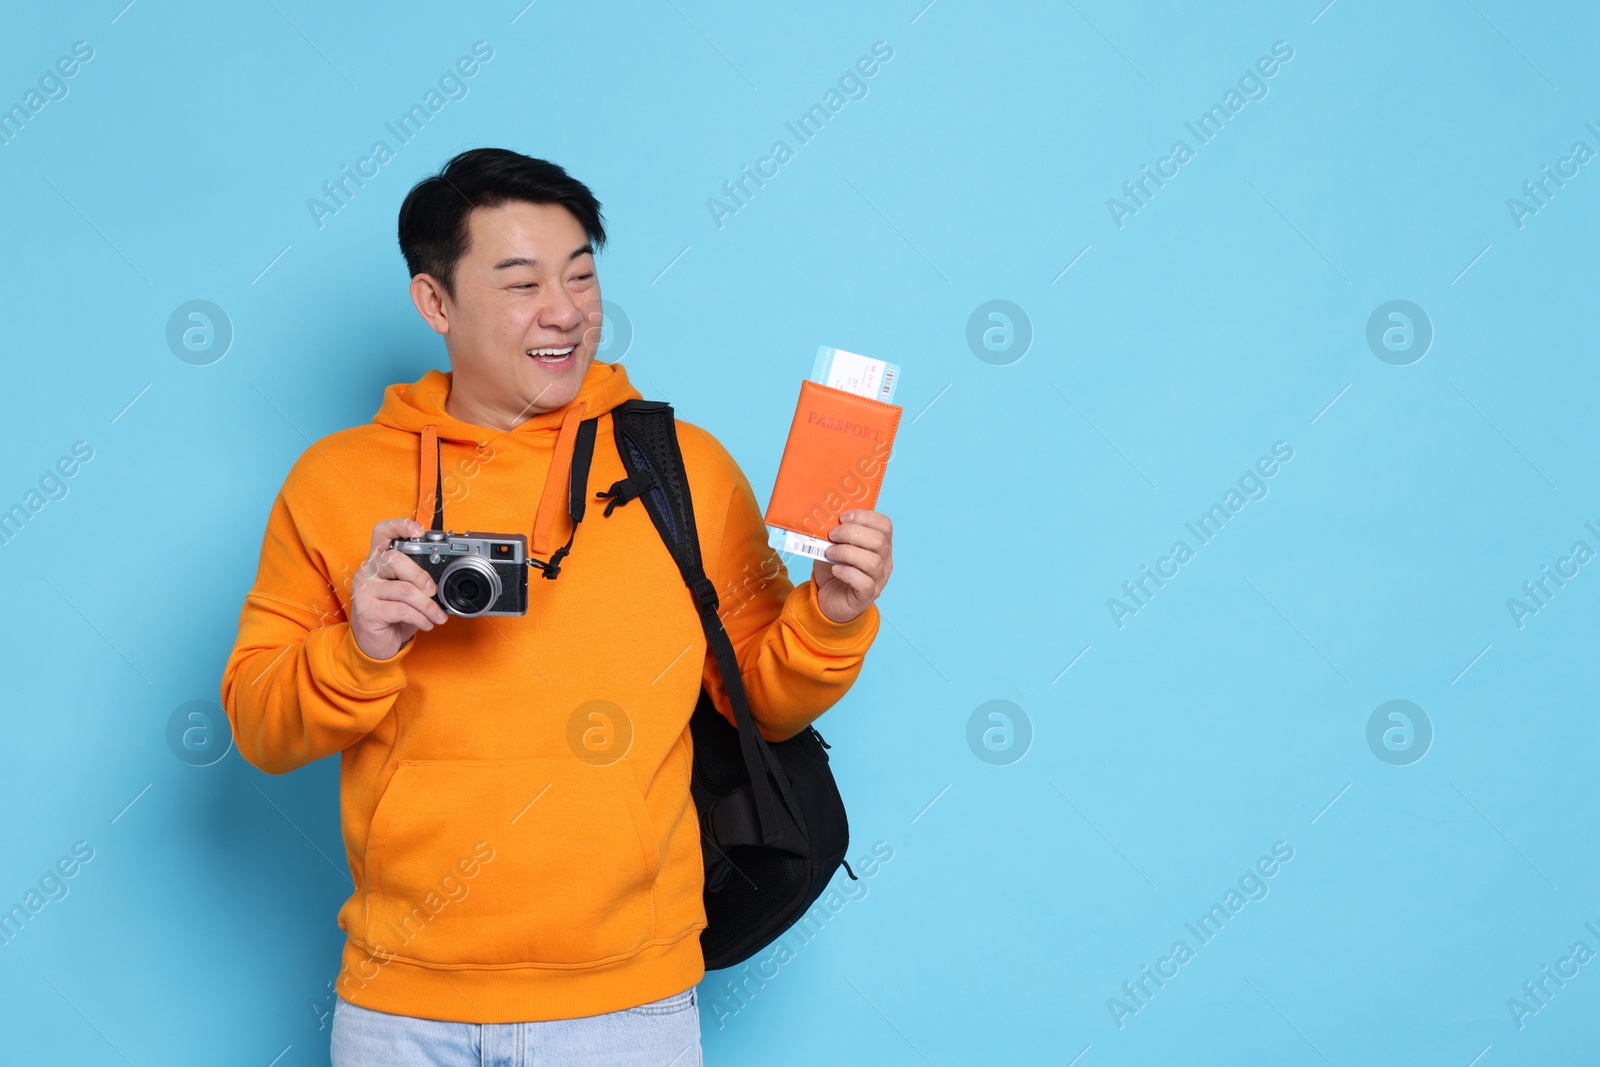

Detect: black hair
[397, 148, 606, 299]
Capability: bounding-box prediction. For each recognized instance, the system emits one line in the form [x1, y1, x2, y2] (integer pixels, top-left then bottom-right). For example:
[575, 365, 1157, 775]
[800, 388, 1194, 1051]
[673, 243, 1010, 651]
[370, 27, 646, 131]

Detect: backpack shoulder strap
[604, 399, 797, 845]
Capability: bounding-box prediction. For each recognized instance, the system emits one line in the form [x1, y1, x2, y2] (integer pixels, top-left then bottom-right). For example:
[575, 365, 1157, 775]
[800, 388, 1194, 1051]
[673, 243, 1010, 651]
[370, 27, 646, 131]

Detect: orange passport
[764, 379, 902, 539]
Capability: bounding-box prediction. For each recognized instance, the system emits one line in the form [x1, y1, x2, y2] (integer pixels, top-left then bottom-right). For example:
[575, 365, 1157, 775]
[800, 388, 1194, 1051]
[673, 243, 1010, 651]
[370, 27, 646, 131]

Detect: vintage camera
[390, 530, 529, 618]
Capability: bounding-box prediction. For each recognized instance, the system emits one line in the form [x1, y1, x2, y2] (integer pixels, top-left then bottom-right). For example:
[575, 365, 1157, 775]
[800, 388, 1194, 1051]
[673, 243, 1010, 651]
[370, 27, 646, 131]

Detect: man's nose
[541, 289, 584, 332]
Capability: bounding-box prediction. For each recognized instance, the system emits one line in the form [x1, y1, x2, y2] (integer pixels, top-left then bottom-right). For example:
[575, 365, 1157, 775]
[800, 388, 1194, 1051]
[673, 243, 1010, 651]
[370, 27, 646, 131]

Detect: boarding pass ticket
[772, 347, 901, 562]
[811, 345, 900, 403]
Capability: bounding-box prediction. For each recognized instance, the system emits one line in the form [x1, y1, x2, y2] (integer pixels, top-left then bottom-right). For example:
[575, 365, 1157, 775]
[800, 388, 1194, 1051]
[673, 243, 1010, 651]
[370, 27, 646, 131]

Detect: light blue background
[2, 1, 1597, 1063]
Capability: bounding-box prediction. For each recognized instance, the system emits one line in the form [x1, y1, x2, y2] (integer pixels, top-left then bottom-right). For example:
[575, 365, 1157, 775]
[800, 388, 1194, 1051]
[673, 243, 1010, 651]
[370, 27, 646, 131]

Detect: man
[220, 148, 893, 1065]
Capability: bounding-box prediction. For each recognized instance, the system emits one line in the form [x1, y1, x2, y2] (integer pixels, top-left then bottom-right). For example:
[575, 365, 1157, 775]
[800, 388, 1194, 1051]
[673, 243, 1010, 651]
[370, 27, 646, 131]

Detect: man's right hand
[350, 518, 450, 660]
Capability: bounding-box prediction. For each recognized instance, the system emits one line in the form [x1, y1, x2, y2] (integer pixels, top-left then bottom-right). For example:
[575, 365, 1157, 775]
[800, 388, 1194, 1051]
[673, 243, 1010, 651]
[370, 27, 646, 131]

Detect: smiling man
[220, 148, 894, 1065]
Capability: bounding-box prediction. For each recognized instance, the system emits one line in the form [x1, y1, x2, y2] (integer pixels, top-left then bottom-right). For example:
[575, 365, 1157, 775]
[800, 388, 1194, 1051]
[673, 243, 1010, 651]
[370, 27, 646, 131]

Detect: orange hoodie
[220, 360, 879, 1023]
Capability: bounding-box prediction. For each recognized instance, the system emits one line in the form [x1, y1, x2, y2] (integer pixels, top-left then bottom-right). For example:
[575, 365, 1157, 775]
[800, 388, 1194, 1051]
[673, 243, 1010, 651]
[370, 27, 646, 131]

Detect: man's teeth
[528, 346, 575, 358]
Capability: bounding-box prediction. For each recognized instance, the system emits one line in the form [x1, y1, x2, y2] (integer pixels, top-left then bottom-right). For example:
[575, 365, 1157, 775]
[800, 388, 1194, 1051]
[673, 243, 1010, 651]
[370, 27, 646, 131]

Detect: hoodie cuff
[310, 624, 412, 697]
[782, 580, 879, 655]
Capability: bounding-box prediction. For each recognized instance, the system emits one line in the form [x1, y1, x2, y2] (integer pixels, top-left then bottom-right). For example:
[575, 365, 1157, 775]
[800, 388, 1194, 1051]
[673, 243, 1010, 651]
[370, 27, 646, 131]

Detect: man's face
[432, 201, 602, 419]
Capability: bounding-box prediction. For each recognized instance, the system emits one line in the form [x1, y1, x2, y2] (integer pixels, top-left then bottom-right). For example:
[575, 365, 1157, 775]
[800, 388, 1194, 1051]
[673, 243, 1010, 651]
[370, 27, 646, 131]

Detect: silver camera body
[390, 529, 528, 617]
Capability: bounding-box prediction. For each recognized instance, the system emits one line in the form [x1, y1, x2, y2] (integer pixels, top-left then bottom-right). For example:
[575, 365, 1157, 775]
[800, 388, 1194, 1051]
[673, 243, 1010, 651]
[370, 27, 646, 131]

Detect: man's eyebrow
[492, 244, 595, 271]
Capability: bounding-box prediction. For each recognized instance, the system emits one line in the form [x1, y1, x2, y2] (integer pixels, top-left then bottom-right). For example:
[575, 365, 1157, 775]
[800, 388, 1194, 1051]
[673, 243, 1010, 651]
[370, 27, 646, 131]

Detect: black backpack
[585, 399, 854, 971]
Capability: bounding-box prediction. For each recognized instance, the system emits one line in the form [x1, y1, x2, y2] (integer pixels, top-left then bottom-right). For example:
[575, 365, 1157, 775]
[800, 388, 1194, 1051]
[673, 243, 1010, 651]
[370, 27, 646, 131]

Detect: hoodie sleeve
[220, 483, 412, 775]
[694, 430, 879, 742]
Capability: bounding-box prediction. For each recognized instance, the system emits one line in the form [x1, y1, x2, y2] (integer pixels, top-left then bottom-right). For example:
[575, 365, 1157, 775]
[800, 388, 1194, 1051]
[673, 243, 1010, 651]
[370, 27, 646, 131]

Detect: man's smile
[527, 344, 577, 368]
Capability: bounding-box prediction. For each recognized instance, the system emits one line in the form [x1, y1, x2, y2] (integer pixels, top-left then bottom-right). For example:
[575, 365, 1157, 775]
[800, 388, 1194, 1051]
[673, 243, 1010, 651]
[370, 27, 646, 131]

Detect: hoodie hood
[373, 359, 643, 554]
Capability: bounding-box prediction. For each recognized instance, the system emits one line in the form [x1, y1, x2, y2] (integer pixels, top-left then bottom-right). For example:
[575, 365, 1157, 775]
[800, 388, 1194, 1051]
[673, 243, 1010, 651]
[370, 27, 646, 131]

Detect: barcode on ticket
[781, 530, 833, 561]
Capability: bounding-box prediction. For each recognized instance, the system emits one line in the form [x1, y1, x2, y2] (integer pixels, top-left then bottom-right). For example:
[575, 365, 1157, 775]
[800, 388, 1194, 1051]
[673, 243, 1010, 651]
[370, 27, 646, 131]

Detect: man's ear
[409, 274, 452, 336]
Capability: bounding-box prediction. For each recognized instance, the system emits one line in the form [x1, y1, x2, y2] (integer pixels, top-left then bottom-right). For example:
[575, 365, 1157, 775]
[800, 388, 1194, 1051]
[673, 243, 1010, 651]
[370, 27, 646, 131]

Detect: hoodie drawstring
[531, 401, 588, 556]
[413, 402, 588, 551]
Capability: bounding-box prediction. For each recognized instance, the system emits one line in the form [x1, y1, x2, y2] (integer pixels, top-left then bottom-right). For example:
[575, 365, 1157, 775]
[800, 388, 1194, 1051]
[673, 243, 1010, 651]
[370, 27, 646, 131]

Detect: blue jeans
[330, 988, 702, 1066]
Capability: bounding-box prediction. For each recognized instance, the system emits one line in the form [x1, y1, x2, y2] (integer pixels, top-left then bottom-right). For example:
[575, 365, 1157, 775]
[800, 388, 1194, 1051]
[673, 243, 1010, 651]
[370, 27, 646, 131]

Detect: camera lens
[437, 556, 501, 617]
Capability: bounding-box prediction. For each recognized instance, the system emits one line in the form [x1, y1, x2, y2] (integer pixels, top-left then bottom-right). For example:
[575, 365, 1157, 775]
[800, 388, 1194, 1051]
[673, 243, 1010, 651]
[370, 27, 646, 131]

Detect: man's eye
[512, 282, 537, 290]
[572, 273, 594, 282]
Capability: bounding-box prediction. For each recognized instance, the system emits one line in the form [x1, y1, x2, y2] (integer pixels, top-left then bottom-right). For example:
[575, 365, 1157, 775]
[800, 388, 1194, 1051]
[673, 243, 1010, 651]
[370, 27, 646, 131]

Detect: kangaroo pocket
[362, 758, 658, 967]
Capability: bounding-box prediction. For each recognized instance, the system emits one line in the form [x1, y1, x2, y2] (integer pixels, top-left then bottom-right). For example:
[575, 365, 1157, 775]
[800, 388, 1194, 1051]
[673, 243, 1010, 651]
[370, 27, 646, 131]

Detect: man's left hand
[812, 509, 894, 624]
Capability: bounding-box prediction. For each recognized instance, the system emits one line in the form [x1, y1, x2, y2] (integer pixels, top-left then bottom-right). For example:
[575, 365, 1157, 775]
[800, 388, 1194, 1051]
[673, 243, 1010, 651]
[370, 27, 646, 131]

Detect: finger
[840, 509, 892, 536]
[827, 522, 889, 554]
[373, 548, 438, 593]
[822, 562, 876, 597]
[366, 578, 449, 624]
[823, 542, 886, 582]
[365, 598, 440, 633]
[370, 517, 426, 559]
